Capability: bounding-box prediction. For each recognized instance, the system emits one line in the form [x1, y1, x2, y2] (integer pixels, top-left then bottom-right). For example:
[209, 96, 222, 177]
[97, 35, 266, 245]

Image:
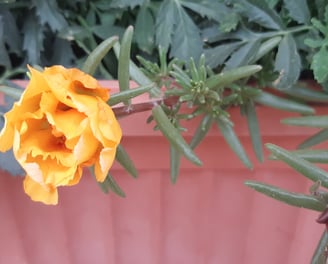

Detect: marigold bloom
[0, 65, 122, 205]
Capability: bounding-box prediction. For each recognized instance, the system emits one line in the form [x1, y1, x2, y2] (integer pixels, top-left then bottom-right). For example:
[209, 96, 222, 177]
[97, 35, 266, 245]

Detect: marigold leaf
[109, 0, 144, 8]
[236, 0, 283, 30]
[33, 0, 68, 31]
[135, 4, 155, 53]
[274, 34, 301, 88]
[225, 40, 262, 70]
[22, 13, 43, 65]
[311, 48, 328, 83]
[282, 0, 310, 24]
[155, 0, 177, 51]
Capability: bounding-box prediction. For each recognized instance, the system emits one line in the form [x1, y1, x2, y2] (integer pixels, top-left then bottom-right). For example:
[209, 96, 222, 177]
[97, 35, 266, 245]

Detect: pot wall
[0, 80, 326, 264]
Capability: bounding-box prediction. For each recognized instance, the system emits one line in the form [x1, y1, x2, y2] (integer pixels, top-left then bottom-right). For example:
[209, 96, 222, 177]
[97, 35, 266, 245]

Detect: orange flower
[0, 65, 122, 205]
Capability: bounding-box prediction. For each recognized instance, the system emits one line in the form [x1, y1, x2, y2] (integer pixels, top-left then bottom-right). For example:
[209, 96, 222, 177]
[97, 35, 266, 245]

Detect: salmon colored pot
[0, 80, 327, 264]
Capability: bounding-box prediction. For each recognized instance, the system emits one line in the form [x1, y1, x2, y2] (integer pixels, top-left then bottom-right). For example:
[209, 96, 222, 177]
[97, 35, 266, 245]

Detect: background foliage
[1, 0, 328, 89]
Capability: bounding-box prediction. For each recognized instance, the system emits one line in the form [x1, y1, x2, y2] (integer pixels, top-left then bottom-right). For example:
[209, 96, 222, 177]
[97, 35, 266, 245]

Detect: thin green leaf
[204, 42, 242, 68]
[284, 84, 328, 103]
[298, 129, 328, 149]
[266, 143, 328, 188]
[216, 118, 252, 168]
[244, 101, 263, 162]
[274, 34, 301, 88]
[254, 91, 315, 114]
[108, 84, 154, 106]
[225, 40, 262, 70]
[252, 36, 282, 62]
[0, 85, 22, 100]
[82, 36, 118, 75]
[282, 116, 328, 128]
[276, 149, 328, 164]
[206, 65, 262, 90]
[118, 26, 134, 105]
[113, 43, 153, 87]
[115, 144, 138, 178]
[152, 105, 202, 166]
[311, 231, 328, 264]
[98, 173, 126, 197]
[170, 143, 181, 184]
[190, 114, 213, 149]
[245, 180, 326, 211]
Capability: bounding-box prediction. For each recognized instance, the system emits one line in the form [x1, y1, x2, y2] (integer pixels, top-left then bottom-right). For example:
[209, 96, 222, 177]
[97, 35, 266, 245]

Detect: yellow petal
[0, 117, 15, 151]
[24, 175, 58, 205]
[94, 147, 117, 182]
[97, 99, 122, 144]
[67, 166, 83, 186]
[73, 125, 99, 164]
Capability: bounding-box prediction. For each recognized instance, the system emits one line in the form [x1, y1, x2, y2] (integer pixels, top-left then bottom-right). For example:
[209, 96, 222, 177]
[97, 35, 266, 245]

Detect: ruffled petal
[94, 147, 117, 182]
[24, 175, 58, 205]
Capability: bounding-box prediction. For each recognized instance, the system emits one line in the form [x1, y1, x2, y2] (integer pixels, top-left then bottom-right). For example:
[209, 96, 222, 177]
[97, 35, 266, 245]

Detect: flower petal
[94, 147, 117, 182]
[24, 175, 58, 205]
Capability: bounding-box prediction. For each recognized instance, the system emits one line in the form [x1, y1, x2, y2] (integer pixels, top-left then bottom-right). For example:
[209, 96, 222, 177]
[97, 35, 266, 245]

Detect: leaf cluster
[1, 0, 327, 89]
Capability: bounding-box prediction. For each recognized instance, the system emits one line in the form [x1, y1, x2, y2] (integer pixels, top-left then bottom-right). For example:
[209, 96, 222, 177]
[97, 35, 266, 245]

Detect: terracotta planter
[0, 80, 327, 264]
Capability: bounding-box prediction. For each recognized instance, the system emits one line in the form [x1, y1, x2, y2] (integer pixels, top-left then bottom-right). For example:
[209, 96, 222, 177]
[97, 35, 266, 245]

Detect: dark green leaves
[273, 34, 301, 89]
[156, 0, 202, 61]
[22, 13, 43, 65]
[155, 0, 177, 52]
[305, 9, 328, 85]
[135, 4, 155, 53]
[235, 0, 283, 30]
[33, 0, 68, 32]
[283, 0, 310, 24]
[109, 0, 144, 9]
